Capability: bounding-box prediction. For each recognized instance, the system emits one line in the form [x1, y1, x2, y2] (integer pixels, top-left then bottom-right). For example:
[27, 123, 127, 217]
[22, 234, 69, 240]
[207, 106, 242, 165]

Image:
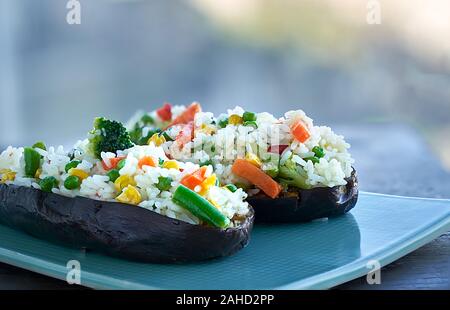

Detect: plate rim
[0, 192, 449, 290]
[277, 214, 450, 289]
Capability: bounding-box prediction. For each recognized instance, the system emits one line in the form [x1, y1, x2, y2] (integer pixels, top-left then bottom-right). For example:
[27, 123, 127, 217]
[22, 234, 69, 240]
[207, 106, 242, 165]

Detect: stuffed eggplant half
[0, 118, 253, 263]
[128, 103, 358, 223]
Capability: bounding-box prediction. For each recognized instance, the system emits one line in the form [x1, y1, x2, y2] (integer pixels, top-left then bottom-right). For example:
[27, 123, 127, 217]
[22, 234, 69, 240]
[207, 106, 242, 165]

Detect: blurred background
[1, 0, 449, 171]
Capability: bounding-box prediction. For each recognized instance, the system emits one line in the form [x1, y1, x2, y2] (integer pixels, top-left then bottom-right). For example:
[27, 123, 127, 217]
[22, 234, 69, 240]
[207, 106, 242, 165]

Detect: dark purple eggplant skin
[0, 184, 254, 263]
[247, 169, 358, 223]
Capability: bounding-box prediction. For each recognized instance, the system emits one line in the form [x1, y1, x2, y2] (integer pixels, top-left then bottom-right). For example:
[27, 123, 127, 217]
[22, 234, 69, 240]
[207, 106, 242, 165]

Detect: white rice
[0, 146, 24, 173]
[37, 146, 71, 183]
[79, 175, 116, 200]
[207, 186, 249, 219]
[0, 140, 250, 227]
[161, 106, 354, 189]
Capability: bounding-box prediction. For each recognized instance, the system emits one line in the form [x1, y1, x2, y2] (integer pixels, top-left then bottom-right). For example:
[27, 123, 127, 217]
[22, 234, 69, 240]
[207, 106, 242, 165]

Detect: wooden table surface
[0, 124, 448, 289]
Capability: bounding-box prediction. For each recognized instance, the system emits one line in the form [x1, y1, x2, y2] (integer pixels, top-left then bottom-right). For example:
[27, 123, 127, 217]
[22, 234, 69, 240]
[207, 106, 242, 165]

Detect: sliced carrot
[156, 102, 172, 122]
[180, 174, 203, 191]
[180, 166, 207, 190]
[231, 159, 281, 199]
[102, 156, 126, 171]
[194, 166, 208, 179]
[138, 156, 156, 169]
[175, 122, 194, 147]
[166, 102, 201, 129]
[291, 120, 310, 143]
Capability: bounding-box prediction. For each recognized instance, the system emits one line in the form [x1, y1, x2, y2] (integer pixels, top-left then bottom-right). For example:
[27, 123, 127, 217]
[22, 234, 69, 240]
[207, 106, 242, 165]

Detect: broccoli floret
[260, 153, 280, 178]
[277, 158, 311, 190]
[88, 117, 134, 159]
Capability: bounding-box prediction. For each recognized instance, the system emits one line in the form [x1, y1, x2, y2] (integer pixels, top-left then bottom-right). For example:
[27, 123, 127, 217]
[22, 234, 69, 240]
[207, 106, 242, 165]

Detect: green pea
[218, 118, 229, 128]
[39, 176, 58, 193]
[243, 120, 258, 129]
[32, 141, 47, 151]
[225, 184, 238, 193]
[305, 157, 320, 164]
[107, 169, 120, 182]
[117, 159, 126, 170]
[312, 146, 325, 158]
[158, 158, 165, 167]
[64, 175, 81, 190]
[156, 176, 172, 191]
[200, 159, 212, 167]
[65, 160, 81, 173]
[243, 111, 256, 122]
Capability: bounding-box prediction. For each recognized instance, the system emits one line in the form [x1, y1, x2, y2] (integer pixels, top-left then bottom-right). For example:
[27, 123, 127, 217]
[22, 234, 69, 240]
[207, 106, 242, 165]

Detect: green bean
[32, 141, 47, 151]
[24, 147, 41, 177]
[172, 185, 230, 228]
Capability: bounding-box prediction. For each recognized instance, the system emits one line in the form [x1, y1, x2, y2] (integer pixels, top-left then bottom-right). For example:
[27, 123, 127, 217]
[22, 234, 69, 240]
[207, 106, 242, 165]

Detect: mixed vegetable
[2, 100, 353, 229]
[88, 117, 134, 159]
[231, 159, 281, 199]
[126, 102, 347, 200]
[0, 114, 251, 229]
[172, 185, 230, 228]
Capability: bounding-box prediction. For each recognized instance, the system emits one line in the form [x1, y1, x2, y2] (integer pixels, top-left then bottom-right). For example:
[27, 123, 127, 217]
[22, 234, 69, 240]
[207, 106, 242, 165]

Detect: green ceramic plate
[0, 192, 448, 289]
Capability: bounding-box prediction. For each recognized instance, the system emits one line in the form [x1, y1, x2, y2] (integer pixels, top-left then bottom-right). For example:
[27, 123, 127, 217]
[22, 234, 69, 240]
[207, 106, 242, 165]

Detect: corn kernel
[162, 160, 180, 170]
[228, 114, 243, 125]
[198, 174, 217, 196]
[69, 168, 89, 180]
[116, 185, 142, 205]
[114, 175, 136, 192]
[0, 169, 16, 184]
[148, 133, 166, 146]
[245, 153, 262, 168]
[200, 124, 216, 135]
[35, 168, 42, 179]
